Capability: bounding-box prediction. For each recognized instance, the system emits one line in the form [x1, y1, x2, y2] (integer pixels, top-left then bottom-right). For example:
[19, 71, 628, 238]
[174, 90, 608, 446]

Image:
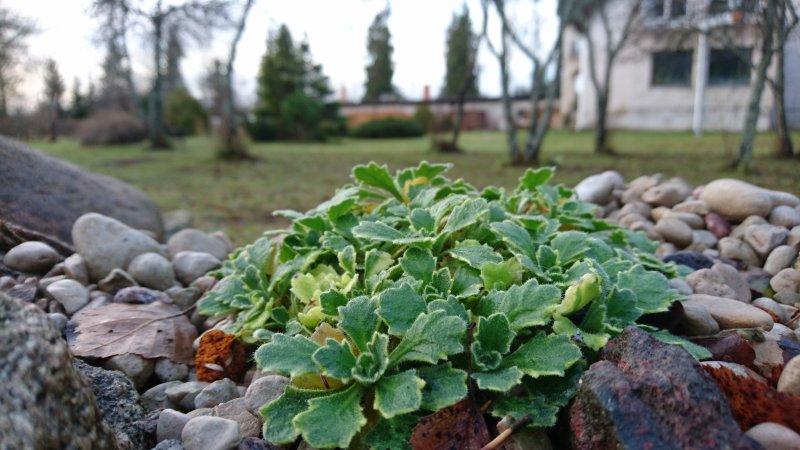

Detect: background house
[560, 0, 800, 133]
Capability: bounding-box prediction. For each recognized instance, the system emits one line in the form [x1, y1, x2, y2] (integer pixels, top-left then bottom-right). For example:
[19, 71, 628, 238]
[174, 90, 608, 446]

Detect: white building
[560, 0, 800, 133]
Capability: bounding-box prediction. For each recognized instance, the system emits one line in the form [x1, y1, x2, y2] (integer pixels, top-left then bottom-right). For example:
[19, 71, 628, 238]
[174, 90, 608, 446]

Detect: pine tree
[68, 78, 91, 119]
[363, 8, 397, 102]
[442, 7, 479, 98]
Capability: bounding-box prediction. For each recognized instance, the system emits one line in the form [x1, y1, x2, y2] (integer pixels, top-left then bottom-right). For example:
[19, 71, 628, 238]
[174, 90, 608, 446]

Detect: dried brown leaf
[410, 398, 490, 450]
[67, 301, 197, 364]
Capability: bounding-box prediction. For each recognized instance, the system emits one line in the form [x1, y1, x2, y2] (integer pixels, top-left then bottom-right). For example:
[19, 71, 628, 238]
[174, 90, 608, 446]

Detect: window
[645, 0, 665, 17]
[708, 49, 751, 85]
[652, 51, 692, 86]
[708, 0, 730, 14]
[670, 0, 687, 17]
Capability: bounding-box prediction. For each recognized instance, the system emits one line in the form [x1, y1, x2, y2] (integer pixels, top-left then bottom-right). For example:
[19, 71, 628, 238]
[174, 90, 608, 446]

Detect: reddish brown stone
[705, 213, 731, 239]
[195, 329, 247, 383]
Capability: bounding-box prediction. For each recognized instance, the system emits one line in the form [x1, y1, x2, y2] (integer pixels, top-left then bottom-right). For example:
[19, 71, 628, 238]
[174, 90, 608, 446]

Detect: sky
[7, 0, 558, 111]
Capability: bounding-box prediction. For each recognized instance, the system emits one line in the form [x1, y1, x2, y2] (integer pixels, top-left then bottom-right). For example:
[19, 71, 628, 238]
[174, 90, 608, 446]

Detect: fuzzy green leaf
[353, 333, 389, 384]
[519, 167, 554, 190]
[501, 332, 582, 378]
[320, 290, 348, 316]
[471, 313, 515, 371]
[410, 209, 435, 233]
[399, 247, 436, 283]
[312, 338, 357, 381]
[417, 363, 468, 411]
[443, 198, 487, 233]
[552, 316, 610, 350]
[353, 162, 403, 201]
[338, 245, 356, 275]
[557, 273, 602, 316]
[472, 367, 524, 392]
[378, 283, 427, 336]
[491, 220, 536, 258]
[255, 334, 319, 377]
[294, 384, 366, 449]
[551, 231, 589, 264]
[648, 329, 712, 360]
[260, 386, 326, 444]
[388, 310, 466, 368]
[448, 241, 503, 268]
[374, 369, 425, 418]
[616, 265, 677, 314]
[427, 296, 469, 324]
[499, 281, 562, 331]
[338, 296, 378, 352]
[362, 415, 418, 450]
[490, 395, 560, 427]
[352, 221, 405, 243]
[480, 258, 522, 291]
[451, 266, 482, 298]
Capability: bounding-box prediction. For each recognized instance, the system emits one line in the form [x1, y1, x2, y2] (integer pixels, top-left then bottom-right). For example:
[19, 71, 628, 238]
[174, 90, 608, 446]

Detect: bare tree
[43, 59, 65, 142]
[568, 0, 640, 154]
[494, 0, 569, 165]
[482, 0, 520, 164]
[217, 0, 255, 161]
[93, 0, 232, 149]
[0, 6, 36, 117]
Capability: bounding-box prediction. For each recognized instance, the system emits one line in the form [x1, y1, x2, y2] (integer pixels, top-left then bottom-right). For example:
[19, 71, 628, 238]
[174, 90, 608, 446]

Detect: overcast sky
[7, 0, 557, 111]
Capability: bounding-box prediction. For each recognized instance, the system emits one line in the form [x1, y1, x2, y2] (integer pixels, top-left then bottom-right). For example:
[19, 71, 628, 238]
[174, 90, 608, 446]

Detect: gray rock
[688, 229, 718, 251]
[173, 251, 222, 285]
[114, 286, 171, 305]
[45, 278, 89, 315]
[74, 359, 145, 450]
[683, 294, 773, 330]
[98, 268, 138, 294]
[4, 277, 36, 302]
[195, 378, 240, 409]
[168, 229, 232, 262]
[497, 417, 553, 450]
[128, 252, 176, 291]
[743, 224, 788, 258]
[43, 261, 65, 278]
[654, 218, 693, 248]
[619, 201, 652, 219]
[73, 213, 166, 281]
[187, 408, 213, 419]
[154, 358, 189, 383]
[191, 275, 217, 293]
[152, 439, 185, 450]
[38, 274, 66, 292]
[63, 253, 90, 285]
[619, 213, 648, 229]
[103, 353, 155, 389]
[752, 297, 790, 323]
[777, 356, 800, 395]
[0, 275, 14, 290]
[662, 211, 705, 229]
[686, 262, 751, 303]
[770, 268, 800, 305]
[622, 174, 661, 204]
[167, 287, 202, 310]
[789, 226, 800, 249]
[0, 293, 117, 449]
[672, 200, 709, 215]
[668, 278, 692, 296]
[141, 381, 182, 412]
[730, 215, 768, 240]
[3, 241, 60, 273]
[763, 245, 798, 275]
[642, 179, 690, 207]
[157, 408, 191, 442]
[48, 312, 69, 334]
[700, 179, 774, 221]
[679, 302, 720, 336]
[166, 381, 210, 412]
[718, 237, 761, 268]
[650, 206, 671, 222]
[656, 242, 678, 258]
[769, 205, 800, 228]
[212, 398, 262, 438]
[745, 422, 800, 450]
[163, 210, 193, 238]
[182, 416, 241, 450]
[244, 375, 290, 414]
[630, 220, 662, 241]
[574, 171, 624, 205]
[0, 135, 163, 243]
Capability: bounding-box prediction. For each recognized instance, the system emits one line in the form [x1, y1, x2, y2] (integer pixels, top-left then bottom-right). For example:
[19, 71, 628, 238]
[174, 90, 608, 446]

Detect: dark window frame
[708, 48, 752, 86]
[651, 50, 693, 87]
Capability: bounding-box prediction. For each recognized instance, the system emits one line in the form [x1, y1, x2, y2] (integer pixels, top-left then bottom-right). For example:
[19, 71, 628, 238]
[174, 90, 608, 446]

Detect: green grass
[32, 130, 800, 246]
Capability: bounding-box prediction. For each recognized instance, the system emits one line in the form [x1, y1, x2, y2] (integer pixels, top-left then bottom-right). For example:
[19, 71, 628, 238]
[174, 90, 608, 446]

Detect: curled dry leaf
[194, 329, 247, 382]
[410, 398, 490, 450]
[703, 364, 800, 433]
[67, 301, 197, 364]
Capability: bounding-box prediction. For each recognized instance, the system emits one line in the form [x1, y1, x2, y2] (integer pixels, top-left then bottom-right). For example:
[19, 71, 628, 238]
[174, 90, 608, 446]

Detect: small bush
[165, 88, 209, 136]
[76, 110, 147, 146]
[351, 117, 424, 139]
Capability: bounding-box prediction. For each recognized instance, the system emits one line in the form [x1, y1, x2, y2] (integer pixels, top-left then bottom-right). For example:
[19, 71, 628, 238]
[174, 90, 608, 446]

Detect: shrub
[75, 110, 146, 146]
[165, 88, 209, 136]
[351, 117, 424, 139]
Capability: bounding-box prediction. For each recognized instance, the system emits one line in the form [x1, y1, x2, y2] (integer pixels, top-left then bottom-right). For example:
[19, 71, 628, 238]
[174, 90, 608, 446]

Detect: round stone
[45, 279, 89, 315]
[3, 241, 60, 273]
[128, 252, 175, 291]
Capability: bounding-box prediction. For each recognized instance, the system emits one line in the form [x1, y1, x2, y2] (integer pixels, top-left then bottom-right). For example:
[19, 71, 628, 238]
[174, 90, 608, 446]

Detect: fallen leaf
[67, 301, 197, 364]
[703, 364, 800, 433]
[410, 398, 490, 450]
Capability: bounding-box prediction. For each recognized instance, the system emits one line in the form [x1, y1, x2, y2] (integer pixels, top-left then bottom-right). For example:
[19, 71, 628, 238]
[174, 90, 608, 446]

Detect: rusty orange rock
[195, 329, 247, 382]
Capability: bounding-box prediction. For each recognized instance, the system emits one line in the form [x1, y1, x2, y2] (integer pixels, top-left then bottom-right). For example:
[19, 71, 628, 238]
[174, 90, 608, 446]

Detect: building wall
[785, 33, 800, 128]
[560, 0, 796, 132]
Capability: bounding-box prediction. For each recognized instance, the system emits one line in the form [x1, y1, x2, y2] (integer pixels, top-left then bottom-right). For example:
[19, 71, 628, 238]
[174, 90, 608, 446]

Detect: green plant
[165, 87, 209, 136]
[351, 117, 424, 139]
[199, 162, 709, 448]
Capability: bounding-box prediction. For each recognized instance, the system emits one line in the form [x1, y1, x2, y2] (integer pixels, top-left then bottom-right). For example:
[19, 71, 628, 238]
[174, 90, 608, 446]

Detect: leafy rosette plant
[199, 162, 708, 449]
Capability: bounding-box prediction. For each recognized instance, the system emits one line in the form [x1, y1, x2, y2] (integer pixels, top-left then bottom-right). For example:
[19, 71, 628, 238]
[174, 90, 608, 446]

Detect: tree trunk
[772, 6, 795, 158]
[523, 62, 545, 164]
[0, 78, 6, 118]
[48, 99, 58, 142]
[148, 7, 170, 149]
[595, 92, 610, 154]
[218, 0, 254, 161]
[499, 33, 519, 163]
[524, 44, 562, 164]
[736, 11, 775, 171]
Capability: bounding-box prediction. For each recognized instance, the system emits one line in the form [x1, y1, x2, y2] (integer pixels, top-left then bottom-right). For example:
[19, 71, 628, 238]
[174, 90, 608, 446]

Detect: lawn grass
[32, 130, 800, 246]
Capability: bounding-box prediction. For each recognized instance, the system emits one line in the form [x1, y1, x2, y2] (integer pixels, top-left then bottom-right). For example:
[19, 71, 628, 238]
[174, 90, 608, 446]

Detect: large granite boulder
[0, 292, 117, 449]
[0, 135, 163, 243]
[570, 327, 759, 450]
